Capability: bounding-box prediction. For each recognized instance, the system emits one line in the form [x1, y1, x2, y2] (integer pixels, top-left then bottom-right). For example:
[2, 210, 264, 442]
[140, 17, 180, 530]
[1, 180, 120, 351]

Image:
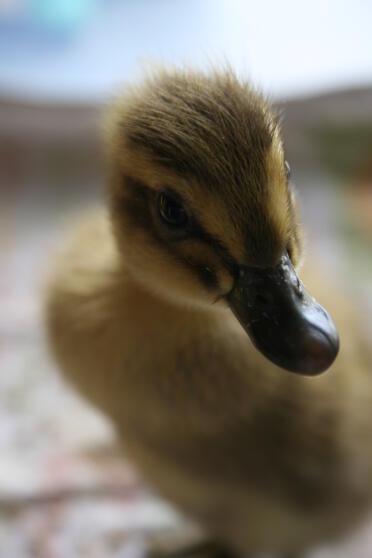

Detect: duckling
[45, 68, 372, 558]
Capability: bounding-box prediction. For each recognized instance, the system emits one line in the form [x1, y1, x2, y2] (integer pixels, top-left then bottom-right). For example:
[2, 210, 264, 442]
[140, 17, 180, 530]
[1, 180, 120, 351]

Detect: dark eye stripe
[116, 176, 239, 289]
[188, 223, 239, 276]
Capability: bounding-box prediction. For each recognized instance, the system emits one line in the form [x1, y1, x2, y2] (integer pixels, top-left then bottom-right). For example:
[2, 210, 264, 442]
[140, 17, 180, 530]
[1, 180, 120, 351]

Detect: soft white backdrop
[0, 0, 371, 102]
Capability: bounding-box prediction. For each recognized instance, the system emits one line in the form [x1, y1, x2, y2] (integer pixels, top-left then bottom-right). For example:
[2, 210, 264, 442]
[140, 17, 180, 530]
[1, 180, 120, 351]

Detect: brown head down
[107, 67, 301, 307]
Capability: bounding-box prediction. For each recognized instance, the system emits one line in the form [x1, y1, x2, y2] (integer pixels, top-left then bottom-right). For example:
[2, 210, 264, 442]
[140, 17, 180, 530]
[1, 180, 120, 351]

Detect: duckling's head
[107, 68, 339, 375]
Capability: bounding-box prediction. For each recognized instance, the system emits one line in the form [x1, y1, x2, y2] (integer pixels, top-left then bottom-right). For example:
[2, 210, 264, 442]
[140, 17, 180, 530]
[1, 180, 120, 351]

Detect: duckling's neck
[110, 264, 288, 437]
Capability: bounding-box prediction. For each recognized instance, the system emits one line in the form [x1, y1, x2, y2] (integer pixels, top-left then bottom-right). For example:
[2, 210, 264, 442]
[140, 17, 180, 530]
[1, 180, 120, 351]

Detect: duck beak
[226, 253, 339, 375]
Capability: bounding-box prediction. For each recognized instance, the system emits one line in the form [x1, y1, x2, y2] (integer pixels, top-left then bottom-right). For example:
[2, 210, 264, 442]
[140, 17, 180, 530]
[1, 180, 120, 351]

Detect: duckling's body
[46, 69, 372, 557]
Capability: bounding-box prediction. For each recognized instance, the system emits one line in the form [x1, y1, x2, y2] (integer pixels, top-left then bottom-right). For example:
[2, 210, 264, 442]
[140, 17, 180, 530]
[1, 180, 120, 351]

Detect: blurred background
[1, 1, 372, 557]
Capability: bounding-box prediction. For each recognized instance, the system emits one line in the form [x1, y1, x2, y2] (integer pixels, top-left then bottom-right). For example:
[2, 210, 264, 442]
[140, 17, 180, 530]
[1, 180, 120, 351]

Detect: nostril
[293, 277, 304, 298]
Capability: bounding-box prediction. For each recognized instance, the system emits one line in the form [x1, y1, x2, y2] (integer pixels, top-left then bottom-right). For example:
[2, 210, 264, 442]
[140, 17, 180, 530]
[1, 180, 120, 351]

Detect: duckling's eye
[158, 192, 188, 227]
[285, 160, 291, 181]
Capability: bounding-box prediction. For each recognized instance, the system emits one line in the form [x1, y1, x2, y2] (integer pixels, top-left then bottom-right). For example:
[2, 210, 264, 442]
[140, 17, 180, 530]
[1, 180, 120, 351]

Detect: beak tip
[228, 254, 341, 376]
[294, 325, 340, 376]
